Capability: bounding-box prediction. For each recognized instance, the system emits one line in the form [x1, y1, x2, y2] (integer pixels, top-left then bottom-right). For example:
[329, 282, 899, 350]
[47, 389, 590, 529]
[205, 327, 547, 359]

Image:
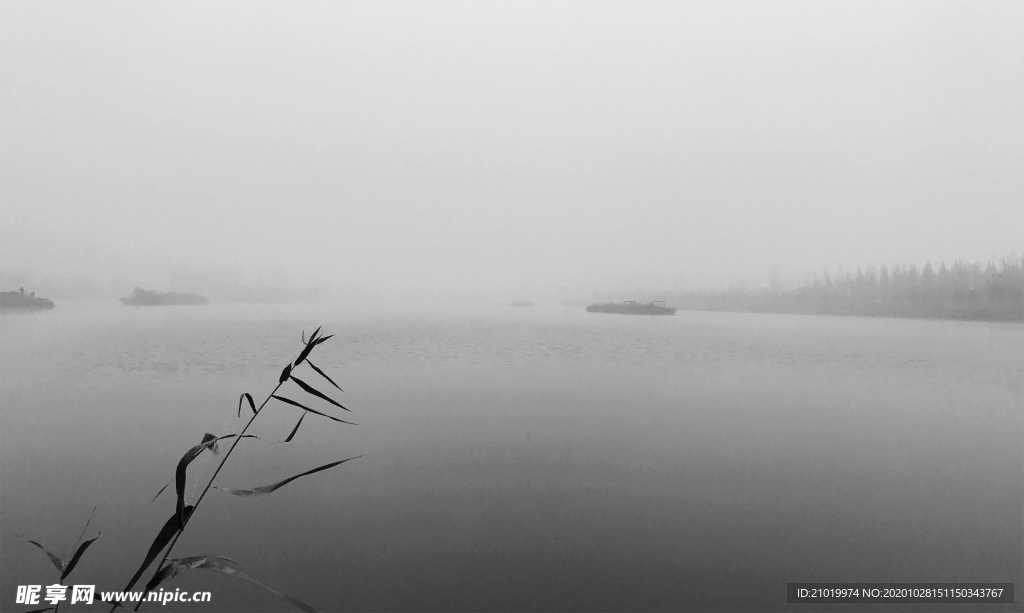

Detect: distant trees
[120, 287, 210, 306]
[667, 257, 1024, 322]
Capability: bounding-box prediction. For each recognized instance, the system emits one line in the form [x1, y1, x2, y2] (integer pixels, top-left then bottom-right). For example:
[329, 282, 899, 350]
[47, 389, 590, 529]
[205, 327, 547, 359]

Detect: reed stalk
[130, 381, 283, 611]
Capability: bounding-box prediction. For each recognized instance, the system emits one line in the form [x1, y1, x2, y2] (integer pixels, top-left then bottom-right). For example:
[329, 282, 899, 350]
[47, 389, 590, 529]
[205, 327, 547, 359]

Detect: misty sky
[1, 1, 1021, 295]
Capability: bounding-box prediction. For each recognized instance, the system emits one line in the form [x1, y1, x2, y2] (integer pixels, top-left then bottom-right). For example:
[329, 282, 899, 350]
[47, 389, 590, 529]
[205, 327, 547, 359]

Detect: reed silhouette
[19, 327, 356, 613]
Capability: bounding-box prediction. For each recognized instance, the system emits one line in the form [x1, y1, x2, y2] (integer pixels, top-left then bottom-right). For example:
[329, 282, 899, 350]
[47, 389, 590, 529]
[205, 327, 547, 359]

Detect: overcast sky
[1, 1, 1021, 296]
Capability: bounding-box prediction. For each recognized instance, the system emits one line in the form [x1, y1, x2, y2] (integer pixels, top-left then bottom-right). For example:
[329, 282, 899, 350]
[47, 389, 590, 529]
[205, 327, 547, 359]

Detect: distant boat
[586, 300, 676, 315]
[0, 288, 54, 310]
[120, 287, 209, 306]
[509, 300, 535, 307]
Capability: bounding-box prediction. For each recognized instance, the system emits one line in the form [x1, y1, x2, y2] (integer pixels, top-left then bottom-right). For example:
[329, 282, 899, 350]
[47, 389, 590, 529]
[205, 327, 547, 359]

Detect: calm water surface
[1, 302, 1021, 612]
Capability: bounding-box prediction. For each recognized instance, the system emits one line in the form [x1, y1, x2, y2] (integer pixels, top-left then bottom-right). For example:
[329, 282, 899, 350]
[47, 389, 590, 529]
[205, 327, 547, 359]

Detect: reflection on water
[1, 302, 1021, 611]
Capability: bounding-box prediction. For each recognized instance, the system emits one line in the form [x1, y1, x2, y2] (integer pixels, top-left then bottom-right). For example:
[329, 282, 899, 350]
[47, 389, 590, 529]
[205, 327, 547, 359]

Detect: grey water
[1, 302, 1020, 612]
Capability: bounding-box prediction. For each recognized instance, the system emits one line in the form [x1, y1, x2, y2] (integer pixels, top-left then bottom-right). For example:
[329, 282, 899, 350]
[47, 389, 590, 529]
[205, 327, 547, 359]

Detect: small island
[509, 300, 535, 307]
[0, 287, 55, 310]
[120, 287, 209, 306]
[586, 300, 676, 315]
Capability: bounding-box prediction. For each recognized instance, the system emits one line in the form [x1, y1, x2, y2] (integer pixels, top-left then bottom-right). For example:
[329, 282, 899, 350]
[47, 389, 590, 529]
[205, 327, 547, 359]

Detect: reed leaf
[271, 395, 356, 424]
[313, 334, 333, 345]
[217, 433, 258, 443]
[60, 533, 99, 581]
[284, 412, 307, 442]
[120, 507, 193, 593]
[290, 376, 349, 412]
[294, 343, 316, 368]
[151, 434, 257, 502]
[280, 362, 293, 383]
[195, 560, 319, 613]
[270, 395, 310, 410]
[17, 536, 63, 572]
[175, 435, 223, 527]
[23, 607, 55, 613]
[144, 555, 240, 592]
[238, 393, 256, 418]
[70, 506, 97, 554]
[293, 325, 323, 367]
[215, 456, 363, 497]
[150, 482, 170, 504]
[305, 360, 343, 391]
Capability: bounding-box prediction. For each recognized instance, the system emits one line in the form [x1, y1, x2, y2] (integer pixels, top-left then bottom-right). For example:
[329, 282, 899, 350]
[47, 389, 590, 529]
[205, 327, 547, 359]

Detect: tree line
[667, 257, 1023, 322]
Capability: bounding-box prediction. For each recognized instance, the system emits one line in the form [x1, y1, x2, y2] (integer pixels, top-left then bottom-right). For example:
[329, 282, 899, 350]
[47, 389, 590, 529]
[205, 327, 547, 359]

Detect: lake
[1, 302, 1021, 612]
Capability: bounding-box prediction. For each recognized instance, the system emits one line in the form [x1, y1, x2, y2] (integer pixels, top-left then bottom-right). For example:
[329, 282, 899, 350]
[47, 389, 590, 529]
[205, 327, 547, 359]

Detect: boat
[120, 287, 209, 306]
[585, 300, 676, 315]
[0, 288, 55, 310]
[509, 300, 535, 307]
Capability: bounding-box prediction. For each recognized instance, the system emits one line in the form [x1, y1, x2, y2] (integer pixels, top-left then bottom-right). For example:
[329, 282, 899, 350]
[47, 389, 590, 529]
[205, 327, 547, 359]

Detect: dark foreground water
[1, 302, 1021, 612]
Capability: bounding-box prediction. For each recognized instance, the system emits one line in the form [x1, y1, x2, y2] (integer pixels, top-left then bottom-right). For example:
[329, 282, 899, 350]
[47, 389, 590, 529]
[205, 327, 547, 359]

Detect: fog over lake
[1, 2, 1021, 296]
[1, 2, 1022, 612]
